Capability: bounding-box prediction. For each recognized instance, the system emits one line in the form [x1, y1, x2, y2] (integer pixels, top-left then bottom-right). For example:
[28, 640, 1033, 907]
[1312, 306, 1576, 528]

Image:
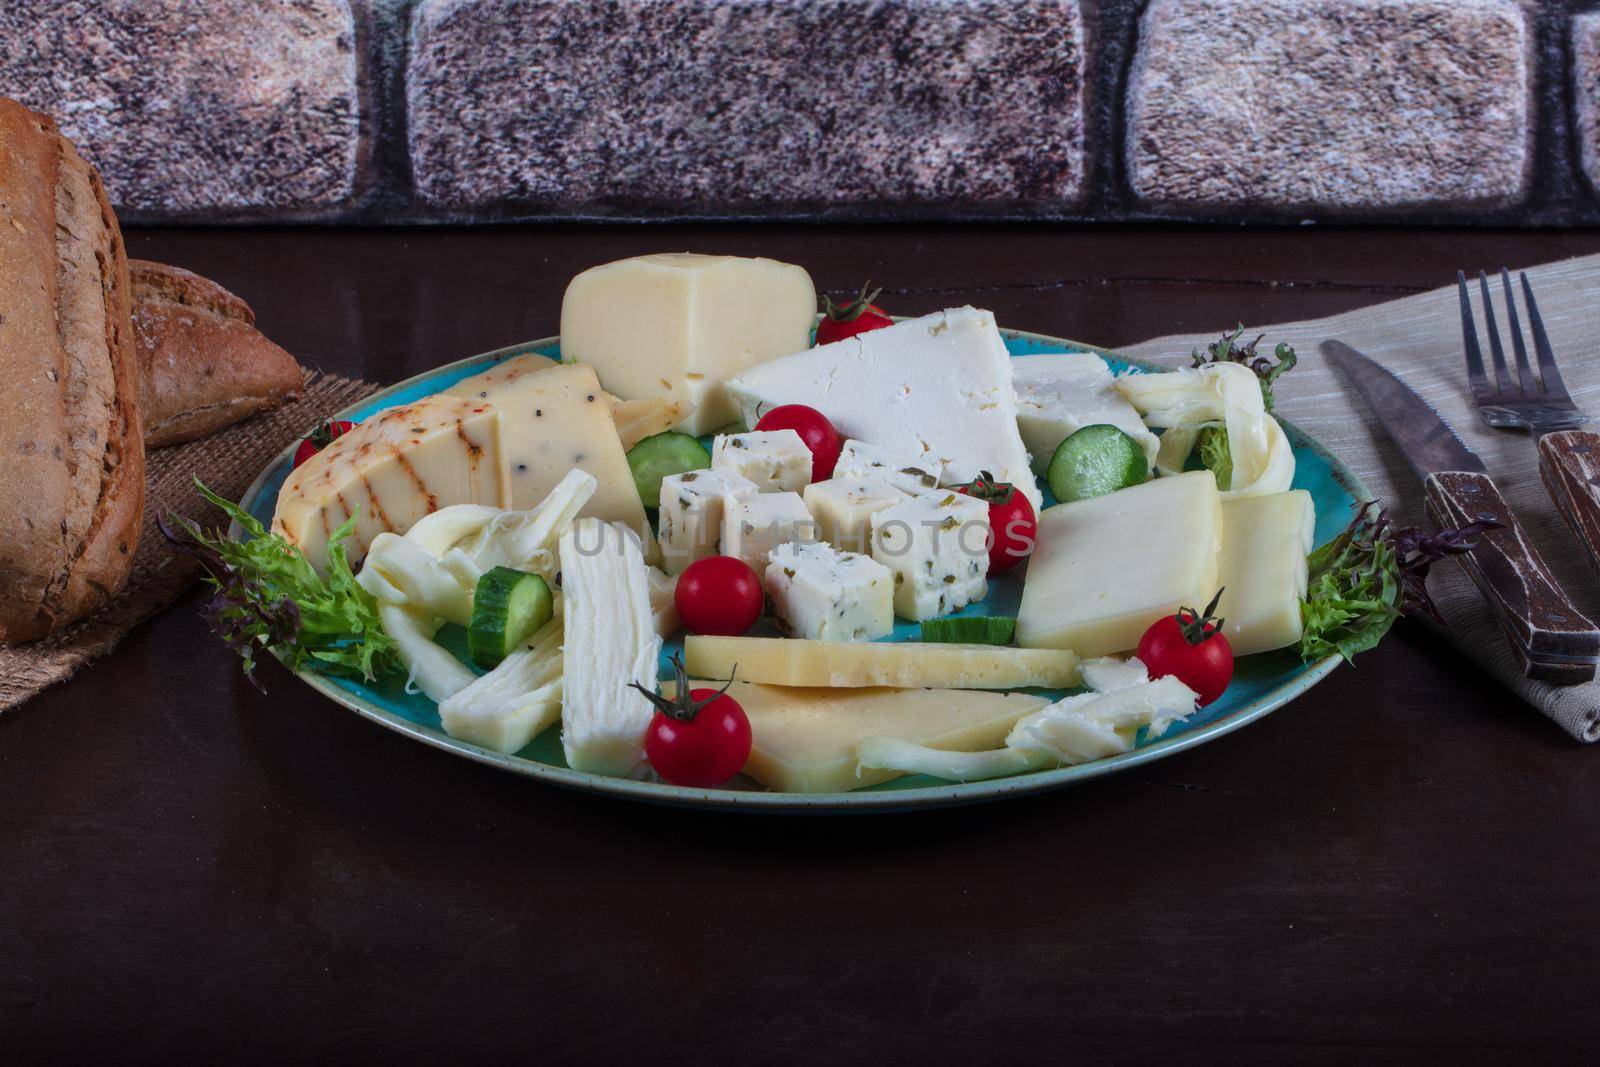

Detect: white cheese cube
[803, 476, 904, 553]
[765, 542, 894, 642]
[711, 429, 812, 493]
[721, 493, 817, 573]
[1216, 489, 1315, 655]
[724, 307, 1040, 510]
[832, 439, 942, 497]
[869, 491, 989, 621]
[1018, 470, 1223, 659]
[1011, 353, 1160, 476]
[657, 469, 761, 575]
[560, 253, 816, 435]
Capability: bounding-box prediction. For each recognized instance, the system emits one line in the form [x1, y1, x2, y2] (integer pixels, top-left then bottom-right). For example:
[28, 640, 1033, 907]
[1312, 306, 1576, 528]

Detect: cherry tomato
[293, 419, 356, 468]
[957, 471, 1037, 574]
[674, 556, 763, 636]
[815, 282, 895, 346]
[631, 654, 753, 788]
[1135, 590, 1234, 706]
[645, 684, 752, 787]
[754, 404, 842, 482]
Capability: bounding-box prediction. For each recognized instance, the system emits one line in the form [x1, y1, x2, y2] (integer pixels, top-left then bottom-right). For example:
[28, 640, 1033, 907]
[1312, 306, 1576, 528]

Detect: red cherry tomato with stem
[815, 282, 895, 346]
[1135, 589, 1234, 706]
[754, 404, 842, 482]
[674, 555, 763, 636]
[293, 419, 356, 468]
[632, 655, 753, 788]
[957, 471, 1037, 575]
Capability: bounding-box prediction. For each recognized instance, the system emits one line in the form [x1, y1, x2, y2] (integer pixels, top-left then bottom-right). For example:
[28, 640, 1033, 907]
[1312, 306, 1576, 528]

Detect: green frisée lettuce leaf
[159, 479, 399, 688]
[1196, 425, 1233, 490]
[1297, 502, 1498, 664]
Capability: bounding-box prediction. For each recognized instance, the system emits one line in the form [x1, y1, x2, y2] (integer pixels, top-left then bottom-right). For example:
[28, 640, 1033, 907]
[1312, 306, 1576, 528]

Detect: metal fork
[1460, 269, 1600, 577]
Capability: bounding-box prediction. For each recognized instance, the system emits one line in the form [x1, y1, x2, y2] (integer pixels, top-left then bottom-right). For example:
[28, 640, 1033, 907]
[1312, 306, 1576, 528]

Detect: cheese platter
[182, 253, 1412, 810]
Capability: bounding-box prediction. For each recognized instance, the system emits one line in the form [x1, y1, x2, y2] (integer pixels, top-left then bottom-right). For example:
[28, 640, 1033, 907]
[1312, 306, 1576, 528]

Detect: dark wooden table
[8, 226, 1600, 1062]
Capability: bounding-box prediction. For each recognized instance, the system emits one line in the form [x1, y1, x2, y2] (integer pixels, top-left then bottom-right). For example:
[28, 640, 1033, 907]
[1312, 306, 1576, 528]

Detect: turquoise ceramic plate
[237, 328, 1367, 812]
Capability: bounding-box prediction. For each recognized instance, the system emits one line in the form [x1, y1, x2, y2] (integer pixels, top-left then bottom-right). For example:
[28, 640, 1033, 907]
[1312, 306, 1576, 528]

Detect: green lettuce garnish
[1197, 426, 1233, 491]
[158, 479, 399, 688]
[1298, 502, 1497, 663]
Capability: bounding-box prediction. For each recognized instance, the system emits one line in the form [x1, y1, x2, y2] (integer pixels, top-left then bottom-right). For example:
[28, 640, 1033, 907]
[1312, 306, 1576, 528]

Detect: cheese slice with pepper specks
[446, 362, 650, 541]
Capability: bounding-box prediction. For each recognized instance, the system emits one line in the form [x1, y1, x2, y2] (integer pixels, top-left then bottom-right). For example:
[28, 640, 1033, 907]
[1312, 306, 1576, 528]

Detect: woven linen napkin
[0, 371, 376, 713]
[1118, 253, 1600, 741]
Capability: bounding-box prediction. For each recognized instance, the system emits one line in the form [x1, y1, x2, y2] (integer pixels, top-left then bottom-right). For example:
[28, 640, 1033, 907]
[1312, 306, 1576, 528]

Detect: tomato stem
[959, 470, 1017, 506]
[1175, 588, 1226, 645]
[821, 281, 883, 324]
[629, 653, 737, 723]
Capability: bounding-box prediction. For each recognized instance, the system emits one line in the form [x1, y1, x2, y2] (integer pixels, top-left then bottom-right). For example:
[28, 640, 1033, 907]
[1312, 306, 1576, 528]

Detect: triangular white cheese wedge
[724, 307, 1040, 509]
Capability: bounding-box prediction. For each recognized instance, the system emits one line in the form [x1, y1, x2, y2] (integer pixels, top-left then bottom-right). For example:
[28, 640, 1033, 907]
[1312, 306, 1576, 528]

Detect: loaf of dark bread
[131, 259, 304, 448]
[0, 99, 144, 643]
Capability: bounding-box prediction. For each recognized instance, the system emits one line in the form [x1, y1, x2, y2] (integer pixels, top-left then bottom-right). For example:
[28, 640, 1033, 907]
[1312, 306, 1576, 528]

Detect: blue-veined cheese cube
[832, 438, 942, 497]
[803, 476, 904, 554]
[869, 491, 989, 621]
[765, 542, 893, 642]
[711, 429, 812, 492]
[722, 492, 817, 572]
[657, 469, 761, 575]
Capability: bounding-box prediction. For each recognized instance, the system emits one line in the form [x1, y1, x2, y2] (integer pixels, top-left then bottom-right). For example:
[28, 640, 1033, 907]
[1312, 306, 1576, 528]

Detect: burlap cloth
[1120, 253, 1600, 742]
[0, 371, 376, 712]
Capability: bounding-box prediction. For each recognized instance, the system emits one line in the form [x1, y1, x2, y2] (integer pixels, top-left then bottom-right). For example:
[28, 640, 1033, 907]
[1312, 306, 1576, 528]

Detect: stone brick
[0, 1, 361, 217]
[1578, 15, 1600, 197]
[1127, 0, 1529, 213]
[406, 0, 1085, 213]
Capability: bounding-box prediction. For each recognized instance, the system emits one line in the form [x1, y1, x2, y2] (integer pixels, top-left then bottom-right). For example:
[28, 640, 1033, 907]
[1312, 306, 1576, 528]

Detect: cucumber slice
[627, 431, 712, 508]
[469, 567, 553, 669]
[920, 616, 1017, 645]
[1046, 424, 1149, 503]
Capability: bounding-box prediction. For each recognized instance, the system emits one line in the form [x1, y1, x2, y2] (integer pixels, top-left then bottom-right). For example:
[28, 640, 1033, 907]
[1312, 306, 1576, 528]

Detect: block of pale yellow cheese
[684, 635, 1080, 690]
[1017, 470, 1223, 659]
[445, 361, 648, 539]
[667, 680, 1051, 793]
[273, 394, 509, 572]
[1215, 489, 1315, 656]
[559, 253, 816, 435]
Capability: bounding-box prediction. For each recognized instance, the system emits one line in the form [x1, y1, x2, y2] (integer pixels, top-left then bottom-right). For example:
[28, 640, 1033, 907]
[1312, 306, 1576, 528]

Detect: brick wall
[3, 0, 1598, 225]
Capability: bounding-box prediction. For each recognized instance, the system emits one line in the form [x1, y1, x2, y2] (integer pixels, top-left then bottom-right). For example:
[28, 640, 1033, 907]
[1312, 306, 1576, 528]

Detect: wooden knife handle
[1538, 429, 1600, 581]
[1424, 470, 1600, 685]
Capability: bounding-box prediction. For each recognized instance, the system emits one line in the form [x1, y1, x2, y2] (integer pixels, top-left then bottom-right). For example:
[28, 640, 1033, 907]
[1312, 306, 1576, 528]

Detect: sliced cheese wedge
[273, 394, 510, 572]
[1215, 489, 1315, 656]
[559, 519, 661, 776]
[669, 681, 1050, 793]
[724, 307, 1040, 510]
[1018, 470, 1223, 659]
[610, 396, 696, 450]
[446, 361, 649, 540]
[683, 635, 1079, 690]
[446, 352, 560, 397]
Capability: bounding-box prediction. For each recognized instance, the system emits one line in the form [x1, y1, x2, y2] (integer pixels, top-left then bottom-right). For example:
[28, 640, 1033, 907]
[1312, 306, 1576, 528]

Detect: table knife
[1323, 339, 1600, 685]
